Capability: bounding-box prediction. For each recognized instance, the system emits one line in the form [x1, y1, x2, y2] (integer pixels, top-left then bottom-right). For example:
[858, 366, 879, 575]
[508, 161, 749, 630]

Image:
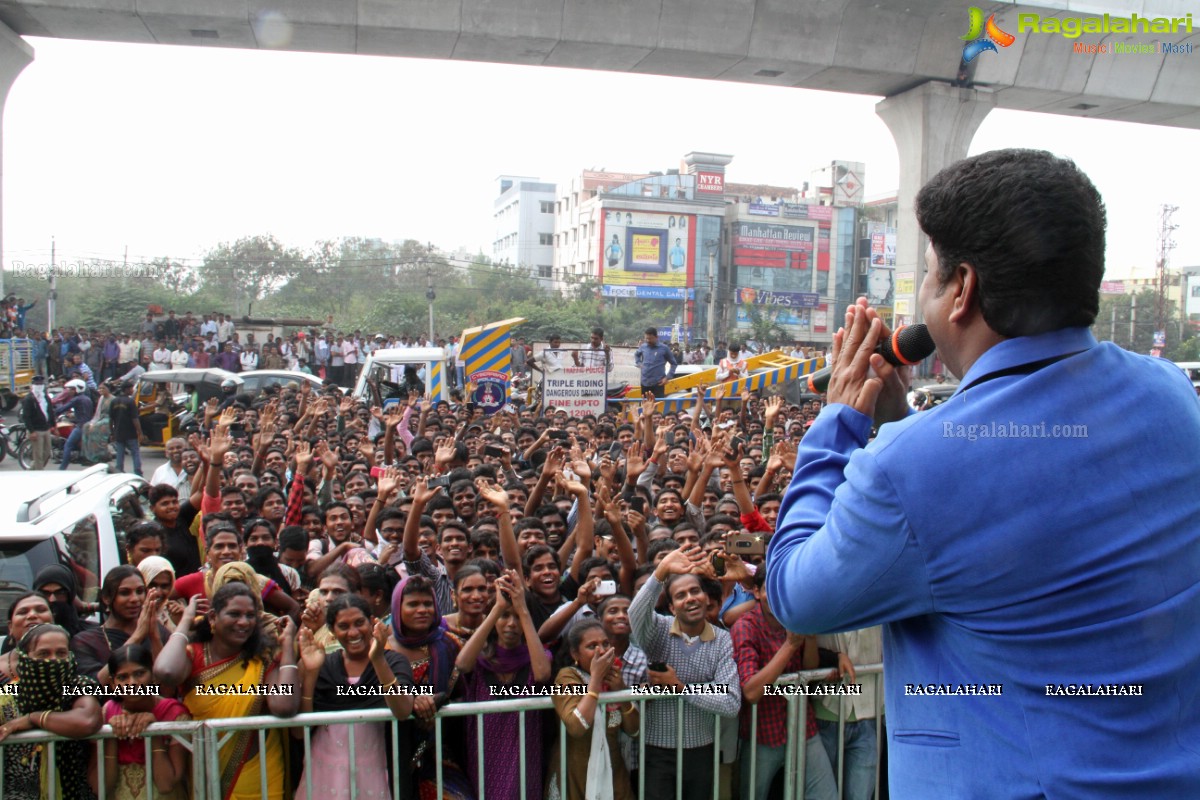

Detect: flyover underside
[0, 0, 1195, 128]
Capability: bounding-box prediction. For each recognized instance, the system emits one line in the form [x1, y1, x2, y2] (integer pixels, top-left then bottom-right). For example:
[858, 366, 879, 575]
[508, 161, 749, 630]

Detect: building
[552, 154, 731, 339]
[492, 175, 556, 287]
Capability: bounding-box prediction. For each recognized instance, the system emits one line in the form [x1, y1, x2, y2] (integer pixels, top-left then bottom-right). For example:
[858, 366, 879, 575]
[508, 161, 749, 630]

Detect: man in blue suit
[768, 149, 1200, 798]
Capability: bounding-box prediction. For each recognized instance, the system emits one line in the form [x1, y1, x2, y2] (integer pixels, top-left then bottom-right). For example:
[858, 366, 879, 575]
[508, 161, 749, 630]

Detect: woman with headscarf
[0, 623, 103, 800]
[71, 565, 170, 683]
[294, 594, 415, 800]
[0, 591, 54, 682]
[455, 568, 551, 800]
[137, 556, 185, 630]
[32, 563, 97, 638]
[386, 575, 471, 800]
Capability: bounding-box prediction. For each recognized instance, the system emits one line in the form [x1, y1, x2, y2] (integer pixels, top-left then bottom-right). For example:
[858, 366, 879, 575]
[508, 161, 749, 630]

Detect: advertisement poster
[894, 272, 915, 297]
[736, 306, 810, 328]
[542, 366, 607, 418]
[601, 209, 693, 288]
[734, 288, 820, 308]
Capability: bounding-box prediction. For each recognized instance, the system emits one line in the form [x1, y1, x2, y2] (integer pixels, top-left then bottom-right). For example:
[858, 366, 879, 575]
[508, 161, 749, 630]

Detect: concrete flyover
[0, 0, 1195, 315]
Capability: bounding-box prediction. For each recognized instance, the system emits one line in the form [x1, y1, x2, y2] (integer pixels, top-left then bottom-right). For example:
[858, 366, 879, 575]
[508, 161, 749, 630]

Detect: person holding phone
[628, 545, 740, 799]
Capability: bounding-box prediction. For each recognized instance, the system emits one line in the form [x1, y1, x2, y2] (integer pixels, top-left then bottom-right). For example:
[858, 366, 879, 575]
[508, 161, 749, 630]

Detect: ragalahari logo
[961, 7, 1015, 62]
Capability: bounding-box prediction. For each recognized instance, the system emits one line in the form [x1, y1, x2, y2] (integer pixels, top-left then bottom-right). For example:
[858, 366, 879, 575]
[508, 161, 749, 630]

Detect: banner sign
[542, 365, 607, 418]
[748, 203, 780, 216]
[734, 288, 821, 308]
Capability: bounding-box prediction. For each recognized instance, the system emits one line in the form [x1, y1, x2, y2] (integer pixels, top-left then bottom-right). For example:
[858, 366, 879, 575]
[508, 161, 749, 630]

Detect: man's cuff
[805, 404, 874, 451]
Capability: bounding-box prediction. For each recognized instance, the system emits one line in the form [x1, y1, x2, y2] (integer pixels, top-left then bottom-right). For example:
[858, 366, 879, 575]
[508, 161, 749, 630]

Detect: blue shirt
[767, 327, 1200, 798]
[634, 341, 677, 386]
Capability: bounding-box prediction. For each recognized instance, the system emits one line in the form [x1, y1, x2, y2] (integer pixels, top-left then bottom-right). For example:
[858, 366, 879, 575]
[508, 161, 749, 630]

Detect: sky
[3, 36, 1198, 283]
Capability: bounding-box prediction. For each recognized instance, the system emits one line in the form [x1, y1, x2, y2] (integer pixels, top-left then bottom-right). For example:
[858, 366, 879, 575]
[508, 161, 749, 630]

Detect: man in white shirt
[151, 342, 172, 371]
[239, 345, 259, 372]
[218, 314, 235, 344]
[118, 336, 140, 372]
[343, 335, 359, 386]
[150, 437, 193, 494]
[200, 315, 218, 338]
[715, 342, 747, 382]
[536, 334, 567, 374]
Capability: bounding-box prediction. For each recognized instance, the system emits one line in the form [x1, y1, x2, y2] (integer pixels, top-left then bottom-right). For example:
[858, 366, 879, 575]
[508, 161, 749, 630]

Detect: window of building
[540, 201, 554, 214]
[538, 265, 552, 278]
[539, 233, 553, 246]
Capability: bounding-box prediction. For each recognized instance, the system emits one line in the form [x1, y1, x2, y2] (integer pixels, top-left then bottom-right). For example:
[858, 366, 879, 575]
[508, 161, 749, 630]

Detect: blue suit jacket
[768, 327, 1200, 798]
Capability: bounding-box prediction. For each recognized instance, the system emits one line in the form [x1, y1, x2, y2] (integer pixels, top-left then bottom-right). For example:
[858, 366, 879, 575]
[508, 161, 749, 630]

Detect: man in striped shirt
[630, 544, 740, 799]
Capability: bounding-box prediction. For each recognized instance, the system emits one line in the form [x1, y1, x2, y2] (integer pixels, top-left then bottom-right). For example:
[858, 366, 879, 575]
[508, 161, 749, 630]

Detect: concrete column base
[876, 82, 994, 327]
[0, 23, 32, 297]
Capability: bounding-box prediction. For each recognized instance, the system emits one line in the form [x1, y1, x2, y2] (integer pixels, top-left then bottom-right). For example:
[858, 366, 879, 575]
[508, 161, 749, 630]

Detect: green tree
[741, 304, 792, 350]
[198, 235, 307, 314]
[1095, 288, 1186, 357]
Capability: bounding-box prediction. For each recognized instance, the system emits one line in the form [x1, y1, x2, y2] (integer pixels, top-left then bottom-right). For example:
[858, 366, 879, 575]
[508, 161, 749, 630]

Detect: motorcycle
[0, 419, 20, 464]
[17, 413, 112, 470]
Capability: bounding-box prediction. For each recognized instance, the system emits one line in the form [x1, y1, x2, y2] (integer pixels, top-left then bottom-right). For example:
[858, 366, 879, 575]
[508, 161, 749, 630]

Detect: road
[0, 408, 168, 477]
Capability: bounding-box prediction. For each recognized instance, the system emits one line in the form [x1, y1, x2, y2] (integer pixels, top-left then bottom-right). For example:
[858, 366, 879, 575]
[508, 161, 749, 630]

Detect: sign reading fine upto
[542, 366, 608, 418]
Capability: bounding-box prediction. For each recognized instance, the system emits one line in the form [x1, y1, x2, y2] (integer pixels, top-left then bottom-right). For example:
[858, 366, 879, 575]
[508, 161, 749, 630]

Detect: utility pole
[1129, 294, 1136, 347]
[425, 263, 435, 343]
[704, 238, 719, 347]
[1154, 204, 1178, 353]
[47, 237, 57, 332]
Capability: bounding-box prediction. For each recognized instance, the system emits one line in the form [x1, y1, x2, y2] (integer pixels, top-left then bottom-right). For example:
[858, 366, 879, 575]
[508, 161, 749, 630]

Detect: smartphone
[729, 436, 746, 454]
[484, 444, 508, 458]
[710, 551, 726, 577]
[608, 441, 624, 457]
[548, 429, 569, 441]
[427, 475, 451, 489]
[648, 662, 669, 673]
[726, 532, 767, 556]
[630, 497, 646, 515]
[596, 580, 617, 597]
[370, 466, 386, 478]
[229, 425, 247, 440]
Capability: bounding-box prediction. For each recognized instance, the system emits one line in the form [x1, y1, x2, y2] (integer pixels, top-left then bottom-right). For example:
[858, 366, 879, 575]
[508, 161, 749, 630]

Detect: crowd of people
[1, 367, 883, 800]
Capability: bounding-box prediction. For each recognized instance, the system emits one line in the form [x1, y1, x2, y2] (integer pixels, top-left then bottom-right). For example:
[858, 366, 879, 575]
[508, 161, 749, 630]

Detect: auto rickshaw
[133, 368, 242, 446]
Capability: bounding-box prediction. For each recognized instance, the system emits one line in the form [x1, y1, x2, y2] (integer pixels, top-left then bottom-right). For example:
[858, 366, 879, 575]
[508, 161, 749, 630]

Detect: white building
[492, 175, 557, 287]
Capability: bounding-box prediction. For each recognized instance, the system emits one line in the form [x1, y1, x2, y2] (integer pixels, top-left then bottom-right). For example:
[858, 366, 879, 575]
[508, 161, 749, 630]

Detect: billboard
[601, 209, 692, 289]
[696, 172, 725, 194]
[734, 288, 820, 308]
[542, 365, 607, 418]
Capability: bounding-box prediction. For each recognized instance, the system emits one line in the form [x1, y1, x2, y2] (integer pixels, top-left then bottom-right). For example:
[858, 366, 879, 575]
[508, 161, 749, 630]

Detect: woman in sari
[71, 565, 169, 683]
[455, 569, 552, 800]
[154, 581, 301, 800]
[0, 624, 103, 800]
[0, 591, 54, 683]
[386, 575, 471, 800]
[295, 594, 415, 799]
[100, 643, 190, 800]
[545, 619, 639, 800]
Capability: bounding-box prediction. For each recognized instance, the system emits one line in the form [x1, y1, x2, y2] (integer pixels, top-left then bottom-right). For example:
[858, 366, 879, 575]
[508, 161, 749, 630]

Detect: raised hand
[764, 395, 784, 429]
[294, 440, 313, 473]
[298, 626, 326, 672]
[475, 477, 510, 510]
[410, 479, 440, 506]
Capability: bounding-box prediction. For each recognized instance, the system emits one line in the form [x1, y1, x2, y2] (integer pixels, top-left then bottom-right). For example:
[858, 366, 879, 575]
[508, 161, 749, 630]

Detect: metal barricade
[0, 717, 205, 800]
[0, 663, 884, 800]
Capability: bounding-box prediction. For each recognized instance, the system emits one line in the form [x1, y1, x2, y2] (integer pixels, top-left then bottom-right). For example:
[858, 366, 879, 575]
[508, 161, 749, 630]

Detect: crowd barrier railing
[0, 662, 883, 800]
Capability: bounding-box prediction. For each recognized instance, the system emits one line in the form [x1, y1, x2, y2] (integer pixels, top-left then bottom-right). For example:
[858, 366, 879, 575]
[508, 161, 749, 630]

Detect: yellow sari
[183, 643, 286, 800]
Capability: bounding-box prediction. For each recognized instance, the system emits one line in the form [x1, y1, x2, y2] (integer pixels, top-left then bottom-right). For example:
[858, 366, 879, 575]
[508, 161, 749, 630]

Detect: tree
[1095, 288, 1187, 357]
[741, 304, 792, 351]
[197, 235, 306, 314]
[150, 257, 200, 297]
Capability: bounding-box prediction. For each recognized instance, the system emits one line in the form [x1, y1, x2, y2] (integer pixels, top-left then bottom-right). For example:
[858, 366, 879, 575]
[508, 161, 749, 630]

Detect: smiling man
[630, 544, 740, 800]
[768, 149, 1200, 798]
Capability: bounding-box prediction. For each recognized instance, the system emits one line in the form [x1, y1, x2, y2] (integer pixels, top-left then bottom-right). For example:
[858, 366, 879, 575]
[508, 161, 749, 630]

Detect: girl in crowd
[301, 563, 360, 651]
[0, 623, 103, 800]
[295, 594, 415, 800]
[126, 521, 167, 566]
[455, 569, 551, 800]
[546, 619, 639, 800]
[387, 575, 472, 799]
[71, 565, 170, 683]
[154, 582, 301, 800]
[0, 591, 54, 683]
[100, 643, 191, 800]
[443, 564, 490, 639]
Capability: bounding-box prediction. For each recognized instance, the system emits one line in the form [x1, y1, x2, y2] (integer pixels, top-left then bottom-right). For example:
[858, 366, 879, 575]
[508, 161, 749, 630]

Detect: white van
[1173, 361, 1200, 390]
[354, 347, 448, 407]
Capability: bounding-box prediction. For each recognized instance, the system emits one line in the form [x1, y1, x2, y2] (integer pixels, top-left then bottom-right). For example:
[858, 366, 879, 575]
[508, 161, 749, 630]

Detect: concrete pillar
[0, 23, 32, 298]
[876, 82, 993, 328]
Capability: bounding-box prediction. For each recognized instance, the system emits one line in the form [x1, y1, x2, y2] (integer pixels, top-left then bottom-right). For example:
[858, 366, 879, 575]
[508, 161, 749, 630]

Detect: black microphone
[806, 324, 935, 393]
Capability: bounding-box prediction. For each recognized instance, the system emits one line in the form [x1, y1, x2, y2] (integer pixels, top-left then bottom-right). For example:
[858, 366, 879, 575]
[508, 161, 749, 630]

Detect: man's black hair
[915, 148, 1105, 337]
